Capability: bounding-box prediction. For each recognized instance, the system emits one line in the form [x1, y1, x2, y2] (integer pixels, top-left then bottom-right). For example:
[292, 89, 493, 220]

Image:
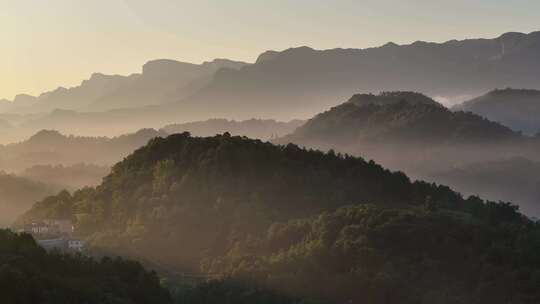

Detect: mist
[2, 12, 540, 303]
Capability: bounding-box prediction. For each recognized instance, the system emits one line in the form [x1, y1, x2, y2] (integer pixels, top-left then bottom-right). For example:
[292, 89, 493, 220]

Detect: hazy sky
[1, 0, 539, 100]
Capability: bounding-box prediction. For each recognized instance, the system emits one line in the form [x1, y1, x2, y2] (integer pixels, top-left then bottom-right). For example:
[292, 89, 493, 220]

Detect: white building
[24, 219, 74, 236]
[37, 238, 67, 251]
[30, 222, 51, 234]
[67, 239, 85, 251]
[37, 238, 85, 252]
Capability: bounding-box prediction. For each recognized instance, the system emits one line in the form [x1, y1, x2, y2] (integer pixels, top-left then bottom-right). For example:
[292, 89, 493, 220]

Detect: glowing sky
[1, 0, 539, 100]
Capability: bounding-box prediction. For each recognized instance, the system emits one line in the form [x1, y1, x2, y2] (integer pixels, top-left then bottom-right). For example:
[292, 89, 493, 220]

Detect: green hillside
[207, 204, 540, 303]
[18, 133, 540, 303]
[282, 92, 520, 147]
[0, 229, 171, 304]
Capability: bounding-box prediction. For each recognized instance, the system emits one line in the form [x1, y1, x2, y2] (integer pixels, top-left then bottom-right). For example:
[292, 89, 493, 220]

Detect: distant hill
[161, 118, 304, 140]
[0, 127, 162, 226]
[0, 172, 57, 227]
[281, 91, 520, 147]
[1, 58, 247, 113]
[0, 230, 171, 303]
[455, 88, 540, 134]
[0, 128, 167, 171]
[279, 92, 540, 216]
[18, 133, 540, 303]
[430, 157, 540, 216]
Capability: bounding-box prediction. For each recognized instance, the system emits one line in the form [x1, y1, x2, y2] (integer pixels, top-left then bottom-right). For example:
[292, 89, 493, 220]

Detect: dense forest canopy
[17, 133, 540, 303]
[0, 229, 171, 304]
[206, 204, 540, 303]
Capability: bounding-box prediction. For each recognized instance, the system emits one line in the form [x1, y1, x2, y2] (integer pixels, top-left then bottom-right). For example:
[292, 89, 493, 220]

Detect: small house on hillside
[37, 237, 85, 252]
[23, 219, 74, 236]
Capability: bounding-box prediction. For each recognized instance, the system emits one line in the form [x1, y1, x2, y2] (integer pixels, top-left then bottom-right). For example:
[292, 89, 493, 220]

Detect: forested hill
[0, 229, 171, 304]
[281, 91, 521, 147]
[278, 92, 540, 215]
[455, 88, 540, 135]
[17, 133, 540, 303]
[19, 132, 463, 231]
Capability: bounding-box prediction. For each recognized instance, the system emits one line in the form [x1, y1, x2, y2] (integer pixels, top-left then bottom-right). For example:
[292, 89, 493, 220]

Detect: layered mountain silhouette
[0, 129, 166, 171]
[0, 129, 164, 223]
[21, 163, 109, 190]
[0, 172, 58, 226]
[279, 91, 540, 215]
[185, 31, 540, 119]
[18, 133, 540, 303]
[1, 31, 539, 140]
[1, 58, 247, 113]
[455, 88, 540, 135]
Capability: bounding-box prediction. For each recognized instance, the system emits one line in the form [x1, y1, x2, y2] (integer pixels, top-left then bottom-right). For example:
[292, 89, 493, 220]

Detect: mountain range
[186, 31, 540, 120]
[1, 31, 539, 140]
[0, 59, 247, 114]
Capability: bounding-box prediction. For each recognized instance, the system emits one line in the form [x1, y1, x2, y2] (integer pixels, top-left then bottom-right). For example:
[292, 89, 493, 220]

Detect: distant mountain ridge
[185, 30, 540, 119]
[2, 30, 539, 137]
[0, 58, 247, 113]
[455, 88, 540, 134]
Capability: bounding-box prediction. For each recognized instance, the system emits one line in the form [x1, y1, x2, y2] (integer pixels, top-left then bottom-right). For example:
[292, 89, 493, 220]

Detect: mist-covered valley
[2, 21, 540, 304]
